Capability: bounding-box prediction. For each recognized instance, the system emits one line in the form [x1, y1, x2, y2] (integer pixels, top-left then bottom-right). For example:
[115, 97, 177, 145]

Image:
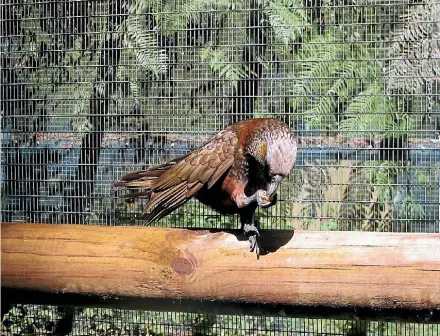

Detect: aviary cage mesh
[1, 0, 439, 334]
[2, 305, 440, 335]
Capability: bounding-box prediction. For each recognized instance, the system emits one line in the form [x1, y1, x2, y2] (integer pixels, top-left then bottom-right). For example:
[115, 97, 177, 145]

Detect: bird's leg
[240, 210, 262, 259]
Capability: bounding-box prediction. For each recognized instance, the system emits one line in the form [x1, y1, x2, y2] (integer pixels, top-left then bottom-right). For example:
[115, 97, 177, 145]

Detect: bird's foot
[256, 190, 272, 208]
[243, 223, 262, 259]
[249, 234, 261, 258]
[235, 189, 272, 209]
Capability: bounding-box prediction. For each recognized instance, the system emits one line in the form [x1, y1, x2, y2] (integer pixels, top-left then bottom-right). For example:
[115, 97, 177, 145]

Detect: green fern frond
[305, 96, 337, 130]
[343, 83, 393, 114]
[387, 0, 440, 93]
[288, 29, 383, 132]
[397, 194, 426, 221]
[340, 112, 396, 137]
[129, 81, 140, 104]
[182, 0, 229, 19]
[157, 5, 188, 34]
[329, 60, 378, 98]
[129, 0, 163, 14]
[297, 30, 341, 58]
[289, 59, 341, 114]
[200, 47, 249, 85]
[289, 51, 357, 129]
[339, 85, 397, 137]
[158, 0, 232, 34]
[125, 16, 169, 75]
[159, 0, 205, 33]
[288, 33, 343, 97]
[264, 0, 309, 45]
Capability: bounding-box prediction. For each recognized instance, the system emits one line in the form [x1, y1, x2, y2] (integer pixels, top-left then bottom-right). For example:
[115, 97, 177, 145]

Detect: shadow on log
[223, 228, 295, 254]
[2, 223, 440, 322]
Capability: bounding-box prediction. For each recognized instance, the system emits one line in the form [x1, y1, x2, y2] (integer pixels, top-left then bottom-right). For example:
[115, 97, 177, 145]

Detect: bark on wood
[2, 223, 440, 312]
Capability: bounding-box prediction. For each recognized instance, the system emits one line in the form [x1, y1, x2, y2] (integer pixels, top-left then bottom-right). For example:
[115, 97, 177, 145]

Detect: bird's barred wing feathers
[144, 128, 238, 224]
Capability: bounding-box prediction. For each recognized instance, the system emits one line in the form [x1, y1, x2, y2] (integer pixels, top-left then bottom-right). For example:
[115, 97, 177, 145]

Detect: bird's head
[251, 134, 297, 197]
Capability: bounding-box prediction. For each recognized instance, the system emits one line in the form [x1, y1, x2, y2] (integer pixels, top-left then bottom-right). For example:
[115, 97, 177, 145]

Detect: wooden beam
[2, 223, 440, 321]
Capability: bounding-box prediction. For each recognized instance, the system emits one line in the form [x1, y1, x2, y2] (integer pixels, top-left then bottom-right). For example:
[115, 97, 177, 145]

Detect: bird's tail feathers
[113, 171, 159, 189]
[114, 154, 192, 224]
[120, 190, 153, 199]
[113, 157, 185, 199]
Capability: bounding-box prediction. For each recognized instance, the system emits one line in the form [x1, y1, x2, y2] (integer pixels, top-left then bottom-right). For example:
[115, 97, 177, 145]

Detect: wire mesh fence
[1, 0, 440, 334]
[2, 304, 440, 336]
[1, 0, 439, 232]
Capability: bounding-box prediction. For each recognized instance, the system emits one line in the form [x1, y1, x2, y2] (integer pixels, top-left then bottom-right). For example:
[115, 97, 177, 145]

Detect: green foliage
[416, 170, 429, 185]
[387, 0, 440, 93]
[69, 84, 95, 133]
[123, 1, 169, 76]
[113, 200, 145, 224]
[287, 29, 393, 134]
[364, 160, 425, 231]
[1, 305, 61, 335]
[5, 1, 99, 134]
[156, 0, 232, 35]
[3, 305, 440, 335]
[339, 84, 397, 137]
[163, 201, 238, 228]
[5, 0, 433, 235]
[295, 159, 427, 232]
[263, 0, 310, 45]
[283, 1, 438, 138]
[200, 46, 250, 86]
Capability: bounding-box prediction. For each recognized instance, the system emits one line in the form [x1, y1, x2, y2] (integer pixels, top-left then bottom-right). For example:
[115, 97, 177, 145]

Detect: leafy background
[1, 0, 440, 334]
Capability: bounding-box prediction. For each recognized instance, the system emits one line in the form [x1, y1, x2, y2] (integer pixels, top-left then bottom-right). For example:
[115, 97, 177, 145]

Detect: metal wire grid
[1, 0, 439, 232]
[2, 1, 440, 333]
[2, 304, 440, 336]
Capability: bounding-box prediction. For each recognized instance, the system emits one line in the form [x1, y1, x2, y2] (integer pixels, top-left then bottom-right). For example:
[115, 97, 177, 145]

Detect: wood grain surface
[2, 223, 440, 311]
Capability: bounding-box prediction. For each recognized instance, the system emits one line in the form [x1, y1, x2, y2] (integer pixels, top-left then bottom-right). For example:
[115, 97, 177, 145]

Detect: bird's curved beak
[267, 175, 283, 198]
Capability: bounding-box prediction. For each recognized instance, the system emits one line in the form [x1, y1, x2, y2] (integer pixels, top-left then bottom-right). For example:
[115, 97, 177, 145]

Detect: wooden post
[2, 223, 440, 321]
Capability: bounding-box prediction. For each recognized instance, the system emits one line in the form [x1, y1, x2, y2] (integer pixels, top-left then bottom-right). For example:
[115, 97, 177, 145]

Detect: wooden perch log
[2, 223, 440, 321]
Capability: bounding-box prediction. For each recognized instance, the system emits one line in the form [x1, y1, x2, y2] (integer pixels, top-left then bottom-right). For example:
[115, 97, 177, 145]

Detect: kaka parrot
[114, 118, 297, 257]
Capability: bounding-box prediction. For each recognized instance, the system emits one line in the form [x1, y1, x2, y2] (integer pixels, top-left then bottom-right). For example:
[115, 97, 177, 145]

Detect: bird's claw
[244, 223, 262, 259]
[256, 189, 272, 208]
[248, 234, 261, 258]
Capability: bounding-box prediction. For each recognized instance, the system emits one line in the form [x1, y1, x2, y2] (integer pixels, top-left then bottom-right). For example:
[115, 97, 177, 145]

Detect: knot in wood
[171, 257, 195, 276]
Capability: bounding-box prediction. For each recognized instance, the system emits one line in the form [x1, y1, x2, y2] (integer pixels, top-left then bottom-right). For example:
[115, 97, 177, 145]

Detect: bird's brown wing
[143, 128, 238, 224]
[113, 154, 192, 200]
